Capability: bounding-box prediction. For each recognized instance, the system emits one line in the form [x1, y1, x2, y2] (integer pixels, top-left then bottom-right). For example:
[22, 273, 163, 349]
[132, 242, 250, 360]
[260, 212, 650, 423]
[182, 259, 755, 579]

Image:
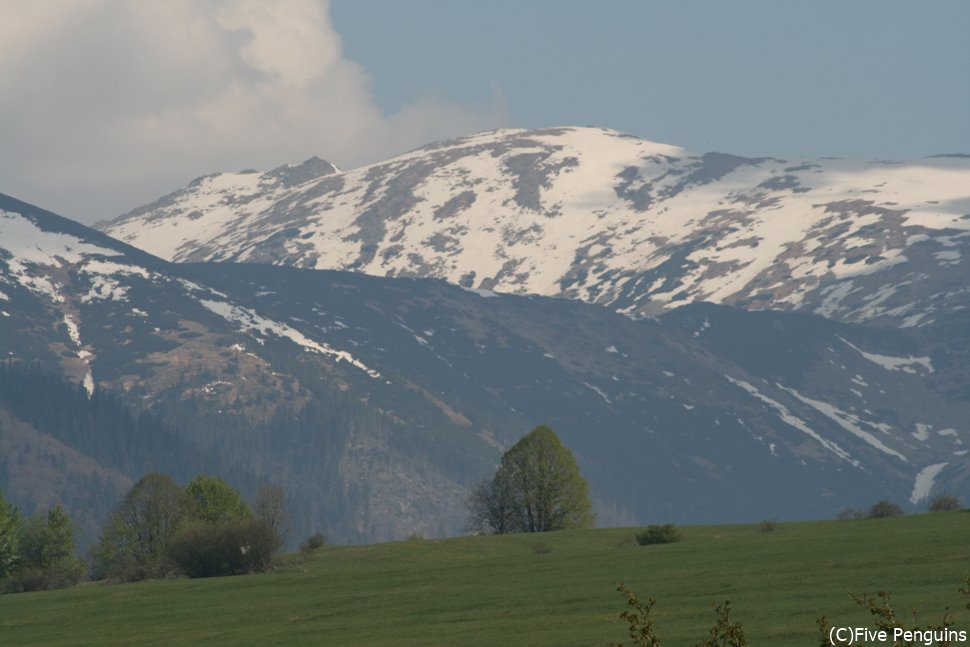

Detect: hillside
[3, 193, 970, 543]
[100, 127, 970, 327]
[2, 514, 969, 646]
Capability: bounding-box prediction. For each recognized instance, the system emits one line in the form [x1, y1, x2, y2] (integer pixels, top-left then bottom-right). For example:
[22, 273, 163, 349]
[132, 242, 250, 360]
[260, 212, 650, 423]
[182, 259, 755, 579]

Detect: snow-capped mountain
[6, 193, 970, 541]
[101, 127, 970, 327]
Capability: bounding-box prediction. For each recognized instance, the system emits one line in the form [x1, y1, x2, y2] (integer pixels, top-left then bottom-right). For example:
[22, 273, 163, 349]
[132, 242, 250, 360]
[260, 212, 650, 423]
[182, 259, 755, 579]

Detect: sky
[2, 0, 969, 225]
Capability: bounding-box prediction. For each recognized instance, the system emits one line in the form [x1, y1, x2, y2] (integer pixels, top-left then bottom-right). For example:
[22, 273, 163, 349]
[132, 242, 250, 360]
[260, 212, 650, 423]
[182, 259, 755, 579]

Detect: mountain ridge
[99, 126, 970, 328]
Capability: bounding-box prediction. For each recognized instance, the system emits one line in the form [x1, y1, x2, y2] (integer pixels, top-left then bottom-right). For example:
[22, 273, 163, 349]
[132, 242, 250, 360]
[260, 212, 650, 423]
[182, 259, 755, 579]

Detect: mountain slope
[5, 194, 970, 541]
[100, 127, 970, 327]
[1, 194, 490, 542]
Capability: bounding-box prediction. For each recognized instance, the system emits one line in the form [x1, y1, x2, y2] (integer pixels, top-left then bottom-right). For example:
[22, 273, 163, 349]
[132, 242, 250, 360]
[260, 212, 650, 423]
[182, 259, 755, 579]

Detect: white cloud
[0, 0, 506, 224]
[216, 1, 340, 87]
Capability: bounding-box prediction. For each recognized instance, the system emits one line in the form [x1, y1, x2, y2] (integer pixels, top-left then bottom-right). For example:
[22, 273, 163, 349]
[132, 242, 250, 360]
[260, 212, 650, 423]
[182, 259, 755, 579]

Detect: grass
[2, 513, 969, 645]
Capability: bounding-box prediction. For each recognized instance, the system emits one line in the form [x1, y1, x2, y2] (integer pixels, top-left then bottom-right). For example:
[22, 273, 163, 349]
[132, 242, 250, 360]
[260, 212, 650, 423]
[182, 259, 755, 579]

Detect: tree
[185, 475, 250, 523]
[253, 484, 287, 540]
[928, 494, 961, 512]
[94, 473, 189, 581]
[8, 505, 84, 592]
[0, 488, 20, 580]
[468, 425, 595, 534]
[467, 464, 521, 534]
[868, 500, 903, 519]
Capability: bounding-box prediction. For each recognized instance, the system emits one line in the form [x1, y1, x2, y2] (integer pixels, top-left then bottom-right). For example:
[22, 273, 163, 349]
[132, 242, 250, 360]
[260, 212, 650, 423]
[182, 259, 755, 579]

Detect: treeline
[0, 474, 290, 593]
[0, 362, 222, 476]
[0, 361, 380, 544]
[0, 362, 260, 545]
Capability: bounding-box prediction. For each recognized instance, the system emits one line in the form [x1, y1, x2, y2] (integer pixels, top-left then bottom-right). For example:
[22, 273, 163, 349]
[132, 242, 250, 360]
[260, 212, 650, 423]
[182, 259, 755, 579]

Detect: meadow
[2, 513, 968, 646]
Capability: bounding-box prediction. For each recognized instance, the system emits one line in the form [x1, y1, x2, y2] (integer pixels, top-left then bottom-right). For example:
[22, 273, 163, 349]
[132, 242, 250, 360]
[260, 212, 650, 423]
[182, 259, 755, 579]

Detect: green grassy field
[2, 513, 969, 646]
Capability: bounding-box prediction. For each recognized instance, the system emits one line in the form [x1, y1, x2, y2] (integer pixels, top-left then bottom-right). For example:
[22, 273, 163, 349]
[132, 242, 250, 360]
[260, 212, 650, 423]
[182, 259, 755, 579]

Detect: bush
[611, 582, 748, 646]
[758, 519, 777, 533]
[928, 494, 961, 512]
[868, 500, 903, 519]
[299, 532, 327, 555]
[168, 518, 279, 578]
[3, 562, 85, 593]
[836, 507, 866, 521]
[611, 578, 970, 646]
[531, 541, 553, 555]
[635, 524, 682, 546]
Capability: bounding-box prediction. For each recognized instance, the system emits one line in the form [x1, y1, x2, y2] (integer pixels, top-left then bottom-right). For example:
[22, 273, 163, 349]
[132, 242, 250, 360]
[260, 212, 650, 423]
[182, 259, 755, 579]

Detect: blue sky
[3, 1, 968, 224]
[332, 0, 970, 159]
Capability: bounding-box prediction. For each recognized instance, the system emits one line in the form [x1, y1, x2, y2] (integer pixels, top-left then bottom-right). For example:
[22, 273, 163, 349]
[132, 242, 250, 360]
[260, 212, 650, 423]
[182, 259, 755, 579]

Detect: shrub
[299, 532, 327, 555]
[531, 541, 553, 555]
[868, 500, 903, 519]
[635, 524, 681, 546]
[819, 578, 970, 646]
[611, 582, 748, 647]
[169, 518, 279, 578]
[836, 507, 866, 521]
[758, 519, 777, 533]
[928, 494, 961, 512]
[611, 582, 661, 647]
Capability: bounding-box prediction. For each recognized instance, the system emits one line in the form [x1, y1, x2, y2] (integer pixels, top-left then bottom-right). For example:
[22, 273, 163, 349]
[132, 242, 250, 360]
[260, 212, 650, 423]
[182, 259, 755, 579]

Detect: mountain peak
[269, 156, 341, 186]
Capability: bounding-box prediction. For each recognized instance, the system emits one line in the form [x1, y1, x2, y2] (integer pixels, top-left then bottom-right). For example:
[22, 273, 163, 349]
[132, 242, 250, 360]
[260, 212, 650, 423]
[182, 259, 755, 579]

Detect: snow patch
[82, 372, 94, 397]
[692, 317, 711, 338]
[459, 286, 500, 298]
[778, 384, 908, 462]
[839, 337, 933, 374]
[583, 381, 611, 404]
[0, 210, 118, 304]
[199, 299, 381, 378]
[910, 462, 947, 504]
[815, 282, 855, 318]
[913, 423, 932, 442]
[725, 376, 858, 466]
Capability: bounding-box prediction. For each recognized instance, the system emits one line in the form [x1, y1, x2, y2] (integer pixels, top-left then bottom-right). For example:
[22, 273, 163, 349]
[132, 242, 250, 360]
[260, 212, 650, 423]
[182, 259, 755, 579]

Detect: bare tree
[254, 484, 288, 541]
[466, 465, 521, 534]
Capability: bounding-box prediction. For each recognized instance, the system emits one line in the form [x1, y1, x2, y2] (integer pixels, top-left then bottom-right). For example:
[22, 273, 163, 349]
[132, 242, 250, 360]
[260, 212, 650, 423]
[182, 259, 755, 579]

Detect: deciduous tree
[94, 473, 189, 581]
[186, 475, 249, 523]
[468, 425, 595, 534]
[0, 488, 20, 580]
[9, 505, 84, 592]
[253, 483, 287, 540]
